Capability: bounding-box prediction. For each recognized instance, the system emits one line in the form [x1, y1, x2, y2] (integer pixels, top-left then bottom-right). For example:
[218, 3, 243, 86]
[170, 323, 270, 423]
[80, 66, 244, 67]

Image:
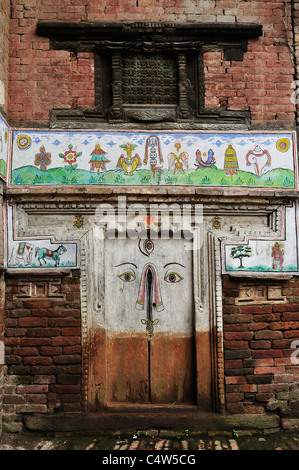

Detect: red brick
[13, 347, 38, 356]
[241, 305, 273, 314]
[52, 336, 80, 346]
[51, 385, 80, 394]
[225, 376, 247, 385]
[255, 330, 282, 340]
[252, 350, 283, 358]
[250, 340, 271, 349]
[53, 355, 81, 364]
[224, 332, 254, 340]
[40, 346, 62, 356]
[17, 385, 48, 394]
[226, 393, 245, 402]
[18, 317, 48, 327]
[15, 404, 47, 413]
[27, 394, 47, 404]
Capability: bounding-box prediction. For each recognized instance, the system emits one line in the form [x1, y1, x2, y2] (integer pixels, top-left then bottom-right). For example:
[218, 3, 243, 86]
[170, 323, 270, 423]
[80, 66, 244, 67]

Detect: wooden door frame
[80, 214, 225, 413]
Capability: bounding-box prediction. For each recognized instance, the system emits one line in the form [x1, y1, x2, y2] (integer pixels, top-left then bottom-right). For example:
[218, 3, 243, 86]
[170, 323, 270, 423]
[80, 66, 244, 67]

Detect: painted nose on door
[136, 263, 162, 337]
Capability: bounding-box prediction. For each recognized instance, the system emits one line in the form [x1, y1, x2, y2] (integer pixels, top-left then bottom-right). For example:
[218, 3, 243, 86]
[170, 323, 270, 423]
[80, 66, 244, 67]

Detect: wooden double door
[104, 237, 195, 405]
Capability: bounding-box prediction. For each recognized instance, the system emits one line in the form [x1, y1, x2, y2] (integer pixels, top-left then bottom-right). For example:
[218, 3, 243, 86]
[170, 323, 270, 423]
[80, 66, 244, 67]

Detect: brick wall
[0, 0, 10, 111]
[3, 274, 81, 432]
[223, 276, 299, 415]
[0, 272, 4, 435]
[292, 0, 299, 125]
[7, 0, 296, 128]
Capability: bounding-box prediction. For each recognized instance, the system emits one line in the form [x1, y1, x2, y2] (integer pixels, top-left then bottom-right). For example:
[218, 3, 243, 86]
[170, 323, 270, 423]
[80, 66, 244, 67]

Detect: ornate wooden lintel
[38, 21, 262, 127]
[37, 21, 262, 50]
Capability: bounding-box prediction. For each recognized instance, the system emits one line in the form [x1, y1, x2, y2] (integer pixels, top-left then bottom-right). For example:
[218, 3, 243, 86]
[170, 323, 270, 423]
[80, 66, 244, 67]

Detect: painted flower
[34, 146, 51, 171]
[59, 144, 82, 170]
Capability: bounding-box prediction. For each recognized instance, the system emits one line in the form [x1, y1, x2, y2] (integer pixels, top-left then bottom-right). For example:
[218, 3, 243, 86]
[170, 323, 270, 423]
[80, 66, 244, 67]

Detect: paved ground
[0, 429, 299, 451]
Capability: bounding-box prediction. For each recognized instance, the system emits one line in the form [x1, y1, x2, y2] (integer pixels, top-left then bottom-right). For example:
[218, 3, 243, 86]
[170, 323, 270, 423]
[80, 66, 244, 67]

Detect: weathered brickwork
[1, 0, 299, 432]
[0, 0, 10, 111]
[223, 276, 299, 415]
[8, 0, 296, 128]
[3, 274, 81, 432]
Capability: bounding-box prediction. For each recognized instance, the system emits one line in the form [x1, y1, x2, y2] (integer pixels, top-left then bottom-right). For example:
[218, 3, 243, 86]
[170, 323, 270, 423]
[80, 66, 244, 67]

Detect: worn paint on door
[104, 237, 195, 404]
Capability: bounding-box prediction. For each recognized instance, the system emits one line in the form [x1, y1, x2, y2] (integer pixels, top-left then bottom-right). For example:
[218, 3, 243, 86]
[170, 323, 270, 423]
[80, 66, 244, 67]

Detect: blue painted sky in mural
[8, 127, 297, 189]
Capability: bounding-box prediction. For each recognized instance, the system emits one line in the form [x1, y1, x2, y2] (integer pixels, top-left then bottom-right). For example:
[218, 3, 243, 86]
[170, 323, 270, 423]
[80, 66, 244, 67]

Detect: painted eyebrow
[115, 262, 138, 269]
[163, 262, 186, 268]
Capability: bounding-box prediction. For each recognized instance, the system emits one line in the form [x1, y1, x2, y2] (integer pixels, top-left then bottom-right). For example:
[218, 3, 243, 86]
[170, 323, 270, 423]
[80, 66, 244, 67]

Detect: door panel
[150, 334, 195, 404]
[104, 237, 195, 404]
[107, 335, 149, 403]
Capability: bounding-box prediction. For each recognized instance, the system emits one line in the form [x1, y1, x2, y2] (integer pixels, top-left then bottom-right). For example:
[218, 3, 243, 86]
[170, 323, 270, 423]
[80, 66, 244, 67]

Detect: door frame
[80, 209, 225, 413]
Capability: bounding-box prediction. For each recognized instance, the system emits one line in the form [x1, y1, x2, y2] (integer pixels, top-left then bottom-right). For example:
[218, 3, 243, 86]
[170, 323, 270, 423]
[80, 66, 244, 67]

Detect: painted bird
[117, 142, 142, 176]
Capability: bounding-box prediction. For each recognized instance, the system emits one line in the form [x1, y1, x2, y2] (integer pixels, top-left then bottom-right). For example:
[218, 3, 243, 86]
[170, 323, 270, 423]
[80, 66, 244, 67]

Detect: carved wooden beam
[37, 21, 263, 45]
[36, 21, 263, 58]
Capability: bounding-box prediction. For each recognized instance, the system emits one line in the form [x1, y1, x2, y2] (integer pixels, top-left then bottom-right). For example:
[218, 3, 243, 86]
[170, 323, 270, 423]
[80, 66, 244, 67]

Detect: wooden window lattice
[122, 54, 178, 105]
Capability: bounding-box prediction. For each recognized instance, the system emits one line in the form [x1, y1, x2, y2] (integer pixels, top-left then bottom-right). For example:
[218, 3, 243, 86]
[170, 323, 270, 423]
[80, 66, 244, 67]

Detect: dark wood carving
[36, 21, 262, 128]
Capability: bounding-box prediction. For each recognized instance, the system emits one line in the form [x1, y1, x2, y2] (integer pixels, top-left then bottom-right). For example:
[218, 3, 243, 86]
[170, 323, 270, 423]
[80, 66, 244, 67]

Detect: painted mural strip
[0, 112, 10, 182]
[8, 128, 298, 190]
[222, 203, 299, 274]
[5, 202, 79, 269]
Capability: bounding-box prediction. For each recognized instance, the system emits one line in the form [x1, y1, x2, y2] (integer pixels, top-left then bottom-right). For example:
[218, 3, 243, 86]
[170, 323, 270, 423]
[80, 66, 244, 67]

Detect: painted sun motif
[276, 138, 290, 152]
[17, 134, 31, 150]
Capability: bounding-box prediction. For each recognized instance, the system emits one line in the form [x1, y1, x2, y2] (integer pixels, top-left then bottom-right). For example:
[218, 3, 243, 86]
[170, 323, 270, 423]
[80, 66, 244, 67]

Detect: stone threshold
[24, 411, 280, 436]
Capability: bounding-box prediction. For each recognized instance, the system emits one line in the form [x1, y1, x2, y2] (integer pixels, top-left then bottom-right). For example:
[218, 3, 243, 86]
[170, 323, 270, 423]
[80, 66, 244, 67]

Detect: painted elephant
[9, 242, 34, 266]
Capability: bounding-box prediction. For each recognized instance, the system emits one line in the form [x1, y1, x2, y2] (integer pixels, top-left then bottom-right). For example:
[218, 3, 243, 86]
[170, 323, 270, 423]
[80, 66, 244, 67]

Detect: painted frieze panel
[0, 112, 10, 181]
[6, 203, 79, 269]
[8, 127, 297, 190]
[222, 203, 299, 274]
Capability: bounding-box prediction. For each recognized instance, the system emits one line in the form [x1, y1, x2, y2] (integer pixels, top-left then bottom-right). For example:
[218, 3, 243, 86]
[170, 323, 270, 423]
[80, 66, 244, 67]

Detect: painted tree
[230, 245, 253, 268]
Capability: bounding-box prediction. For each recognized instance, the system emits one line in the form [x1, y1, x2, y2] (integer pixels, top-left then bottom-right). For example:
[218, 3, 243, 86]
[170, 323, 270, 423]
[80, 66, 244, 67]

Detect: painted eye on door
[117, 271, 136, 282]
[164, 272, 184, 283]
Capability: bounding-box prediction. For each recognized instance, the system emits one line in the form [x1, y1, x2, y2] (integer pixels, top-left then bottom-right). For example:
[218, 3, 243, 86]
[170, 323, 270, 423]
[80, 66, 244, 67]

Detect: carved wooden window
[108, 50, 194, 124]
[122, 54, 177, 106]
[36, 21, 262, 128]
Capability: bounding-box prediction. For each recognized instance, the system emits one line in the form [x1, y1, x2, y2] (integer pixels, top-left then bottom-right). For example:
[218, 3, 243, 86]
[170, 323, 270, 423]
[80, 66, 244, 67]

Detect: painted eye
[164, 272, 184, 283]
[117, 271, 136, 282]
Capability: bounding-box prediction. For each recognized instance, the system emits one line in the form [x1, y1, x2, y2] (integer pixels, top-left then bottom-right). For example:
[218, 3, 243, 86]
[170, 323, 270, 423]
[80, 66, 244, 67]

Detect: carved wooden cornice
[37, 21, 263, 51]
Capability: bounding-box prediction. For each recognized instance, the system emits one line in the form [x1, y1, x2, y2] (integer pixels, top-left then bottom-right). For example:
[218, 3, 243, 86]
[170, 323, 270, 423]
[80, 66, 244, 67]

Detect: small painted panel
[0, 113, 10, 181]
[9, 128, 297, 190]
[222, 204, 299, 274]
[6, 203, 79, 269]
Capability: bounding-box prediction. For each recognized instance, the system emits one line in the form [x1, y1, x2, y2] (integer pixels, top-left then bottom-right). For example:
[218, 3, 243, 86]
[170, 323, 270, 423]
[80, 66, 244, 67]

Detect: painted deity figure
[272, 242, 284, 271]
